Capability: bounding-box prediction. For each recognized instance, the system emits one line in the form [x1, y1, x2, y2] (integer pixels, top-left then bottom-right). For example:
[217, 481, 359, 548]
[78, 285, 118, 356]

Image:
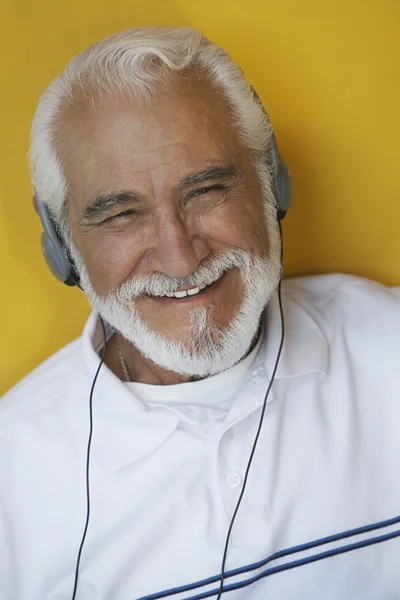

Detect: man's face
[56, 75, 279, 374]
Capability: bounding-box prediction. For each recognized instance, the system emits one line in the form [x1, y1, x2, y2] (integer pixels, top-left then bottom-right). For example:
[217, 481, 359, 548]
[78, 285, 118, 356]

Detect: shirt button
[226, 472, 242, 488]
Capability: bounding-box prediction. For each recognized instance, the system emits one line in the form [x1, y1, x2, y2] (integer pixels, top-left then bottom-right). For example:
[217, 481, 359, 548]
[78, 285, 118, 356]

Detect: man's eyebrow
[82, 191, 142, 222]
[178, 165, 239, 188]
[80, 166, 238, 223]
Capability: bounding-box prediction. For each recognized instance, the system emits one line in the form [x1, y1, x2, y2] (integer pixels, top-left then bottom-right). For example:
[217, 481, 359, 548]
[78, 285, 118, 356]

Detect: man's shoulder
[0, 336, 82, 435]
[283, 272, 400, 351]
[283, 273, 400, 316]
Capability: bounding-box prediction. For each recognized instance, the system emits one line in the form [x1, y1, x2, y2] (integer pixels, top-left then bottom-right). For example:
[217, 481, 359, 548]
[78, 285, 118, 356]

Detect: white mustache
[114, 248, 251, 302]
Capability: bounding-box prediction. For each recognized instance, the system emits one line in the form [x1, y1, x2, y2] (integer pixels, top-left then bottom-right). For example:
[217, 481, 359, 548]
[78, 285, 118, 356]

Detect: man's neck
[103, 327, 261, 386]
[104, 334, 194, 385]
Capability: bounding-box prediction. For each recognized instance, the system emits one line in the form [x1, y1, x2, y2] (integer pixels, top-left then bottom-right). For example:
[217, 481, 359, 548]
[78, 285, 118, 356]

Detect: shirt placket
[215, 367, 275, 542]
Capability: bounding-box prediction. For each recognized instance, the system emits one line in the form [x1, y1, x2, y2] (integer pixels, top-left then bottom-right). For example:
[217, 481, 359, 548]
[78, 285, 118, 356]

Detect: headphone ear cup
[36, 196, 77, 286]
[40, 230, 74, 284]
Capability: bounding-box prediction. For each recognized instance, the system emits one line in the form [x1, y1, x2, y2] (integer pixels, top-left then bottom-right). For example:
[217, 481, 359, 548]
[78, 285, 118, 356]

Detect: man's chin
[136, 324, 224, 358]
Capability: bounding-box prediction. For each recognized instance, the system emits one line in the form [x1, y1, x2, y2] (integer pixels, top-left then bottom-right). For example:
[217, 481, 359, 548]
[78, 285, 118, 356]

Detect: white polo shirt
[1, 273, 400, 600]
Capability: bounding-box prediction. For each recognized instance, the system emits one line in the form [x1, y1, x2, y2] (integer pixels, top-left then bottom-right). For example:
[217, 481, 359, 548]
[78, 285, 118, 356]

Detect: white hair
[29, 26, 278, 245]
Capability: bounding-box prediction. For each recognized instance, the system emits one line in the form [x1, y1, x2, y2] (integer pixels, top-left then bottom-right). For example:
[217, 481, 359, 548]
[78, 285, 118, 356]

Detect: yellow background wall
[1, 0, 399, 395]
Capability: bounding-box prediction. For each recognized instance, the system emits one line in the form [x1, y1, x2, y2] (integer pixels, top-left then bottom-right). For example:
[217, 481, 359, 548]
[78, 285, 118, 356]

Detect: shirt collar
[80, 314, 180, 471]
[260, 284, 328, 380]
[222, 286, 328, 427]
[79, 282, 327, 471]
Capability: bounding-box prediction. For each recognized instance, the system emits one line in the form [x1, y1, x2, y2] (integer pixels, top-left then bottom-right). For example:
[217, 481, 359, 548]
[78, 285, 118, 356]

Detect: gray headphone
[36, 89, 292, 288]
[36, 200, 81, 287]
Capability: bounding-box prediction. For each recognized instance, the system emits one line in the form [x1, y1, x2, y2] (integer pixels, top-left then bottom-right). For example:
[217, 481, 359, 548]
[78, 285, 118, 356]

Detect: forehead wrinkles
[55, 79, 249, 209]
[123, 142, 236, 194]
[56, 76, 241, 163]
[57, 102, 231, 175]
[115, 140, 210, 175]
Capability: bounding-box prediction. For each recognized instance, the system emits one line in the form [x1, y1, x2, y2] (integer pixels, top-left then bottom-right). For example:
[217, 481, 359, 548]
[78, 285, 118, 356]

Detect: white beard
[72, 241, 281, 378]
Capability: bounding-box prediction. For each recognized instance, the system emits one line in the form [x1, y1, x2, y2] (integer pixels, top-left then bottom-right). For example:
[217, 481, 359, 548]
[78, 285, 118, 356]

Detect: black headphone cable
[215, 217, 285, 599]
[71, 316, 108, 600]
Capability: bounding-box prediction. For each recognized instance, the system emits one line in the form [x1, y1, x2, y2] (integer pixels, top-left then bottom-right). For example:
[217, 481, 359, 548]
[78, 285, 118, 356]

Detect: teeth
[173, 290, 187, 298]
[187, 286, 200, 296]
[162, 285, 204, 299]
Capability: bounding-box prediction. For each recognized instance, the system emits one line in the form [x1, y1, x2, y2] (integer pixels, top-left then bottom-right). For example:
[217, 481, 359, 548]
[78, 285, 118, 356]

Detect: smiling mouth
[164, 283, 209, 299]
[149, 272, 228, 301]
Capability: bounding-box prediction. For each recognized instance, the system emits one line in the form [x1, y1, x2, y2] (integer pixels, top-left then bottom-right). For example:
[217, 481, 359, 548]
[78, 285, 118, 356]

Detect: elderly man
[1, 26, 400, 600]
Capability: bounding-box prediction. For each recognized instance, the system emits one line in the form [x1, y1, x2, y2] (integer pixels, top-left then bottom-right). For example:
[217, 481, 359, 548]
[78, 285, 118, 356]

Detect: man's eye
[191, 185, 224, 197]
[104, 209, 137, 223]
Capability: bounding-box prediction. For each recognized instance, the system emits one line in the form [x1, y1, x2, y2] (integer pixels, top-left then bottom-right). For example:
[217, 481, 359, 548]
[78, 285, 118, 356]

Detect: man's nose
[145, 209, 210, 278]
